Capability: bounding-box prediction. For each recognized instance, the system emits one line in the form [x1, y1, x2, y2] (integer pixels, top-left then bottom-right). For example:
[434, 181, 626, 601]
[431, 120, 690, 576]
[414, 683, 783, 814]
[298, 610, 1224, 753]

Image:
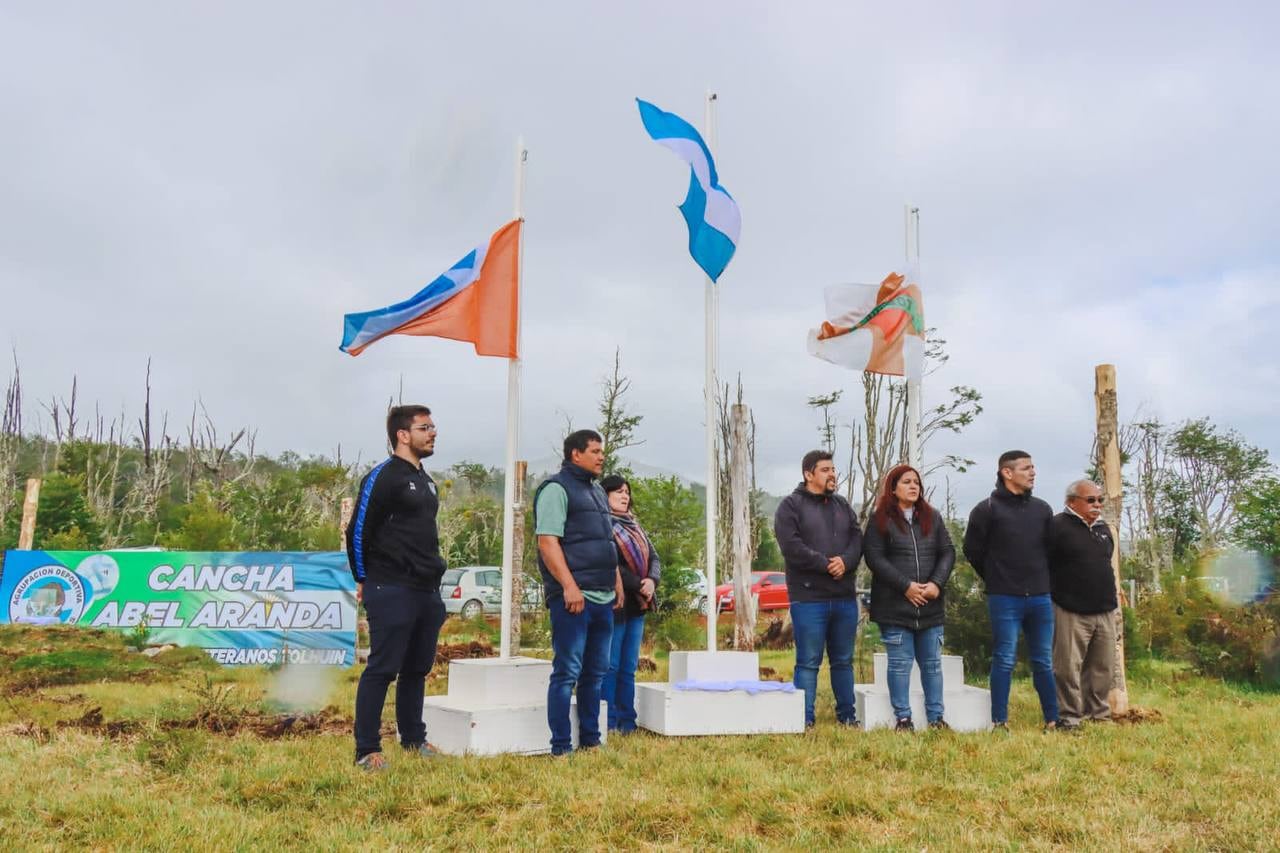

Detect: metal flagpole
[905, 204, 922, 470]
[499, 137, 527, 659]
[704, 91, 719, 652]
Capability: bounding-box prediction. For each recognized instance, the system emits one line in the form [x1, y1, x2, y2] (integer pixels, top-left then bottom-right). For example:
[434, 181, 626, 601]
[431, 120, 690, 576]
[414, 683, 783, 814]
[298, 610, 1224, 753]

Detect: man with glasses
[346, 405, 447, 770]
[1048, 479, 1119, 729]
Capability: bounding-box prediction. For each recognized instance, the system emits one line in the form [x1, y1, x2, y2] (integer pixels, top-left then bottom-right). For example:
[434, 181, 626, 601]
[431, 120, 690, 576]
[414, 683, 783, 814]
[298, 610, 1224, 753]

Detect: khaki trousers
[1052, 604, 1117, 724]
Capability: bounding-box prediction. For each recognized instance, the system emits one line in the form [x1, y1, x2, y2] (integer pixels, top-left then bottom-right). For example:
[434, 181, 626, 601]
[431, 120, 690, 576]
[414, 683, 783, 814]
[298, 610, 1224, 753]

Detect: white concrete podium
[422, 657, 607, 755]
[635, 651, 805, 736]
[854, 653, 991, 732]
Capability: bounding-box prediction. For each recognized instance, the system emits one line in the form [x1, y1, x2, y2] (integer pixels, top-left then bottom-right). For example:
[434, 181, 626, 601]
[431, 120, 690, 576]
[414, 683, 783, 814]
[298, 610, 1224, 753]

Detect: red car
[716, 572, 789, 612]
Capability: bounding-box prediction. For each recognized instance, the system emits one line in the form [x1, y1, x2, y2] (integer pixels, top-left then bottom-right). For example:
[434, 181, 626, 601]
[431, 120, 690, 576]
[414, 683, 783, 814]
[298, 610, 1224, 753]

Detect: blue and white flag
[636, 98, 741, 282]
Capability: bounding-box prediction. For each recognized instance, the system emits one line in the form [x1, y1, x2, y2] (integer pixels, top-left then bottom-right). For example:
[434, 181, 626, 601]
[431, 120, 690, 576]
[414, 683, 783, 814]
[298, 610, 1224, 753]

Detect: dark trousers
[354, 582, 446, 758]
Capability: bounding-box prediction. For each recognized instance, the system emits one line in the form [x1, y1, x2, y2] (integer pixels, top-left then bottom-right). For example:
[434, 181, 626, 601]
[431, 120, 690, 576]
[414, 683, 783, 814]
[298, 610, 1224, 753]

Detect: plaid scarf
[610, 513, 651, 579]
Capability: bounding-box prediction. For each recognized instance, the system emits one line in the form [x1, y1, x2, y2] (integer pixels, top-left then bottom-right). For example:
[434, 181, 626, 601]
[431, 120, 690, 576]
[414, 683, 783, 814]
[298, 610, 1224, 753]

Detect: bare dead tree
[0, 353, 23, 531]
[717, 376, 760, 574]
[597, 348, 644, 473]
[188, 400, 257, 490]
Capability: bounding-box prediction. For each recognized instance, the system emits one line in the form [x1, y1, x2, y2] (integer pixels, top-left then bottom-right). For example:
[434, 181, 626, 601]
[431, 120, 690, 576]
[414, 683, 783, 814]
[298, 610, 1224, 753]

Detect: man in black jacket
[345, 405, 448, 770]
[963, 450, 1060, 730]
[774, 450, 863, 728]
[1048, 479, 1118, 728]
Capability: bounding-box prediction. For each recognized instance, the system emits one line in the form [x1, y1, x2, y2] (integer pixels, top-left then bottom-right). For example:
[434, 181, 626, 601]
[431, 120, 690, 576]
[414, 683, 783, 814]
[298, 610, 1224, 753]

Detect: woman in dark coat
[599, 474, 661, 733]
[864, 464, 956, 730]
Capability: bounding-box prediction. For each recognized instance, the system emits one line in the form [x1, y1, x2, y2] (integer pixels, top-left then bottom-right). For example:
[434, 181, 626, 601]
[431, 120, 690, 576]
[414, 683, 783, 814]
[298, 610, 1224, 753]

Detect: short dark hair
[600, 474, 629, 494]
[996, 449, 1031, 486]
[563, 429, 603, 462]
[802, 449, 834, 475]
[387, 405, 431, 449]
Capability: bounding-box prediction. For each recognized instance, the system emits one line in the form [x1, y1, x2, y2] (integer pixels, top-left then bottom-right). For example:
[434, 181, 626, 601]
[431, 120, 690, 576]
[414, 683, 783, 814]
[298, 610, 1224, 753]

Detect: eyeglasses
[1070, 495, 1105, 504]
[406, 424, 437, 433]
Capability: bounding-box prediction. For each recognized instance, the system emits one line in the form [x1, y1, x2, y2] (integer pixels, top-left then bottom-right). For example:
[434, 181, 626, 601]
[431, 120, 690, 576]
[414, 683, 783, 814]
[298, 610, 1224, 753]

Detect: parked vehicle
[716, 571, 789, 612]
[441, 567, 501, 618]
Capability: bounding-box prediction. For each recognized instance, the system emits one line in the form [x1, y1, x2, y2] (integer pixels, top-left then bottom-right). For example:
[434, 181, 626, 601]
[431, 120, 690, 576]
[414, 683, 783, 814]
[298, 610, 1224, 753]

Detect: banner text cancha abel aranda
[0, 551, 357, 667]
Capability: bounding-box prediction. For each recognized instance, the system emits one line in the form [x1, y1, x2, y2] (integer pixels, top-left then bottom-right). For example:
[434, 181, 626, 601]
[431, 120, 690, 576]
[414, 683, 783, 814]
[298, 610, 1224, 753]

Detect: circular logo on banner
[8, 565, 90, 624]
[76, 554, 120, 602]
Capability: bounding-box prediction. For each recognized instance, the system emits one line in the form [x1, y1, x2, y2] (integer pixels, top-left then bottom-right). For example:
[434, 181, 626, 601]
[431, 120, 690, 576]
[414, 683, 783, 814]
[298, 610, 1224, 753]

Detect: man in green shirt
[534, 429, 624, 754]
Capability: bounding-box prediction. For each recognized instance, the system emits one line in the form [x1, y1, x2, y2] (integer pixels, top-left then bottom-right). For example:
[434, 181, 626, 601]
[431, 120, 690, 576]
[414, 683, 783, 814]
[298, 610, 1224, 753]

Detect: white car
[441, 567, 544, 618]
[441, 567, 501, 619]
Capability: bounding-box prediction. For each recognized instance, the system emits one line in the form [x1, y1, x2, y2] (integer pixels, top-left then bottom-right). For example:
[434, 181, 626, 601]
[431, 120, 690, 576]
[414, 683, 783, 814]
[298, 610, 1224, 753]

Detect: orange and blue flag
[340, 219, 521, 358]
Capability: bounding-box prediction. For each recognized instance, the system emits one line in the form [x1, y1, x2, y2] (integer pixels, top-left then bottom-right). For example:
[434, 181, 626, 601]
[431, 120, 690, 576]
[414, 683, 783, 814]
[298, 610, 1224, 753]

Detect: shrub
[649, 614, 704, 652]
[942, 562, 992, 677]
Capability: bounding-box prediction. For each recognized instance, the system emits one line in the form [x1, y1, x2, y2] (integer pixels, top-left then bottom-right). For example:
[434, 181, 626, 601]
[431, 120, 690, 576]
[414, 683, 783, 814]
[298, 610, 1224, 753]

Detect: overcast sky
[3, 1, 1277, 513]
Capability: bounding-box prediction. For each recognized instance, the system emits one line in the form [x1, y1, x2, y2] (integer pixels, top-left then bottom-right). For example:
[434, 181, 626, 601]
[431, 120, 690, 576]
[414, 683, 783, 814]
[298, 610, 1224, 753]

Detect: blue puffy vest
[534, 463, 617, 602]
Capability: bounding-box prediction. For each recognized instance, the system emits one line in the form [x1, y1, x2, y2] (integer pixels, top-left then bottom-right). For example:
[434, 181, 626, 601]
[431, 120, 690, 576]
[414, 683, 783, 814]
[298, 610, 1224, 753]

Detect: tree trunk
[730, 404, 755, 650]
[18, 478, 40, 550]
[1095, 364, 1129, 715]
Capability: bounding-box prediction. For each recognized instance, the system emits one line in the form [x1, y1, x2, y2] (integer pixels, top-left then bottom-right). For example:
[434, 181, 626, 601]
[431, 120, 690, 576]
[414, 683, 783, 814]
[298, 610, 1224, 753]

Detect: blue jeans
[880, 624, 945, 724]
[791, 599, 859, 726]
[988, 593, 1059, 724]
[601, 610, 645, 732]
[547, 598, 614, 754]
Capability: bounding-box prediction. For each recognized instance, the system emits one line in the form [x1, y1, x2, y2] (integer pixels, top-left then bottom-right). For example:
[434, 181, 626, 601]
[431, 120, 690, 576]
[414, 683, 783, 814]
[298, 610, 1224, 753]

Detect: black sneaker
[838, 719, 862, 730]
[1056, 720, 1081, 733]
[928, 720, 951, 731]
[894, 718, 914, 732]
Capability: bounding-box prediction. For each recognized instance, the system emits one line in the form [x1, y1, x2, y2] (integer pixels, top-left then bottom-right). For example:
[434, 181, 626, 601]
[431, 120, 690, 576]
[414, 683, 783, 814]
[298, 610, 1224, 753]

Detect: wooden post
[729, 404, 755, 650]
[509, 460, 527, 655]
[18, 478, 40, 550]
[1095, 364, 1129, 715]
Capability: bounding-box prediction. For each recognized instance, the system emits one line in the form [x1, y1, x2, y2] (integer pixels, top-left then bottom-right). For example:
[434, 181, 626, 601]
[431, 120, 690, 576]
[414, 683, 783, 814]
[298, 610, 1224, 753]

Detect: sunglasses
[1071, 495, 1105, 504]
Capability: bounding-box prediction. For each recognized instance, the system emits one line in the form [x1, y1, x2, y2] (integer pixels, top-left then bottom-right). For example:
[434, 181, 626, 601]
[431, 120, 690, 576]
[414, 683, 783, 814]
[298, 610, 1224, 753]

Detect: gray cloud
[2, 1, 1277, 516]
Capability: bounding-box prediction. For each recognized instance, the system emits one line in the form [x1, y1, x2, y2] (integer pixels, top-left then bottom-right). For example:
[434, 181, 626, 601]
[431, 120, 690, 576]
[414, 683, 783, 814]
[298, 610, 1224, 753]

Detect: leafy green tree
[162, 487, 235, 550]
[1169, 417, 1273, 547]
[1234, 477, 1280, 556]
[34, 473, 100, 548]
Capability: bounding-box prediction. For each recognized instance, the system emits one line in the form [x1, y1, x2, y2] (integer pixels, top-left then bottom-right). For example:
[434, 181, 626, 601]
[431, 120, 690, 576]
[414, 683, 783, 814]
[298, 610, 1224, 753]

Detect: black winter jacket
[345, 456, 446, 590]
[865, 507, 956, 629]
[1047, 511, 1118, 614]
[962, 483, 1053, 596]
[773, 485, 862, 602]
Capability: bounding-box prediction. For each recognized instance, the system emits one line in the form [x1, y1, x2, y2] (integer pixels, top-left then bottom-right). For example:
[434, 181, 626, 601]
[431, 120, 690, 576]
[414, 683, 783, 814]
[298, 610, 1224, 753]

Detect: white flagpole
[499, 137, 527, 659]
[704, 91, 719, 652]
[905, 204, 922, 470]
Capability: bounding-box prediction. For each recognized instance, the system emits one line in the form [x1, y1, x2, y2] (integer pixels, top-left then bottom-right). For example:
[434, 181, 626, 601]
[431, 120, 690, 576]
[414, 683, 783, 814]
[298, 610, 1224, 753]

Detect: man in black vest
[535, 429, 624, 755]
[345, 405, 448, 770]
[963, 450, 1061, 730]
[1048, 479, 1118, 729]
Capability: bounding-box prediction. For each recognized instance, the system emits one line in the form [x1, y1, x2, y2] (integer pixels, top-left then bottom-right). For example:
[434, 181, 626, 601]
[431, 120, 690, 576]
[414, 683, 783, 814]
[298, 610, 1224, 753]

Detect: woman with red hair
[864, 464, 956, 730]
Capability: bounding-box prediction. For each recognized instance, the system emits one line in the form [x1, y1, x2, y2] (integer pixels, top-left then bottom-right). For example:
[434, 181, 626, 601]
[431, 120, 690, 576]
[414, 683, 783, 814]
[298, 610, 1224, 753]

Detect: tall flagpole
[499, 137, 527, 659]
[704, 91, 719, 652]
[905, 204, 922, 469]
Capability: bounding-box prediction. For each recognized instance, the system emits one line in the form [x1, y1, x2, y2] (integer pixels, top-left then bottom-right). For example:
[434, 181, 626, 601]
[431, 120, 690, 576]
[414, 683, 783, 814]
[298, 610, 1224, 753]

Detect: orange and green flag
[807, 268, 925, 380]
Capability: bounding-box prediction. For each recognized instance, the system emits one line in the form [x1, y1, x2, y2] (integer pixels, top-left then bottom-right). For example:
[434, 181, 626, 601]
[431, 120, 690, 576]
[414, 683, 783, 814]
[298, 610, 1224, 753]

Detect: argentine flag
[637, 98, 741, 282]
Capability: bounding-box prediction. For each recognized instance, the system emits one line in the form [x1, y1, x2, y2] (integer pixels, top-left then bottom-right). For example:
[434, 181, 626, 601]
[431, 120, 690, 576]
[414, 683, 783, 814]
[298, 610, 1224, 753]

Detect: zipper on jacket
[909, 520, 922, 630]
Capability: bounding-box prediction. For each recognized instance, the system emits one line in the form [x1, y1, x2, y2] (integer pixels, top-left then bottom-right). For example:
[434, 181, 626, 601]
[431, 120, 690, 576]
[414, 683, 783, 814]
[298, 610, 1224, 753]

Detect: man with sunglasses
[1047, 479, 1119, 729]
[346, 405, 447, 770]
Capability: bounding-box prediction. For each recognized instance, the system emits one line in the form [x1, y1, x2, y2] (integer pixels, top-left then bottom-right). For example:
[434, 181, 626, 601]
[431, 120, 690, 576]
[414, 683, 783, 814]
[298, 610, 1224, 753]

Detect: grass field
[1, 623, 1278, 851]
